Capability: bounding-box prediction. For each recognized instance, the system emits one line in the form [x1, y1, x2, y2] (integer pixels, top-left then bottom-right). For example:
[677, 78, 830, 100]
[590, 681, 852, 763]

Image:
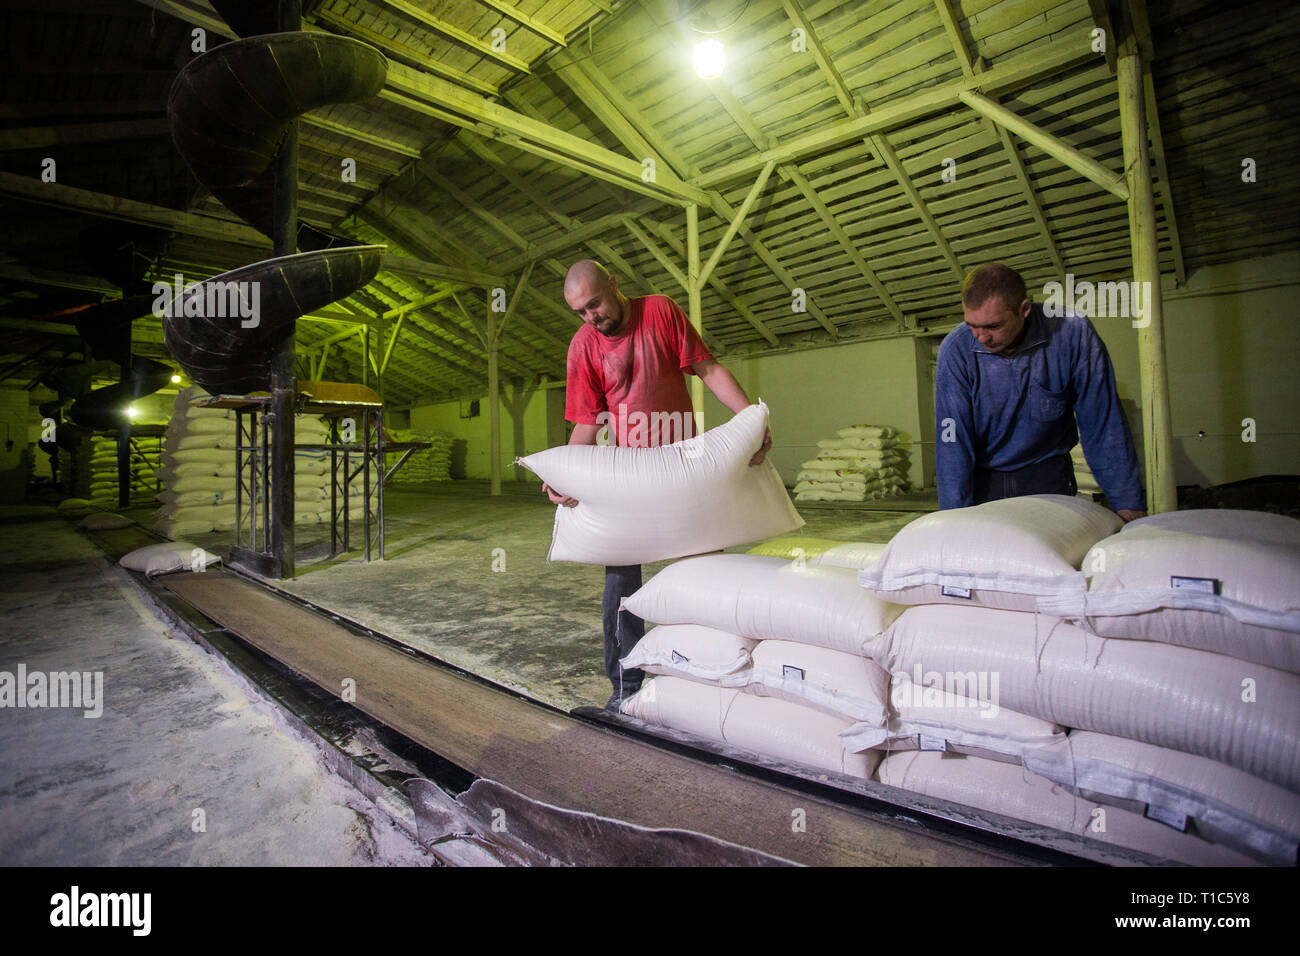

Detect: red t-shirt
[565, 295, 714, 447]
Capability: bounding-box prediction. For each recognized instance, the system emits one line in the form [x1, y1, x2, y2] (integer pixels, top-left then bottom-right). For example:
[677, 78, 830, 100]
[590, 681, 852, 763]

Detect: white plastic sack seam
[1021, 731, 1300, 865]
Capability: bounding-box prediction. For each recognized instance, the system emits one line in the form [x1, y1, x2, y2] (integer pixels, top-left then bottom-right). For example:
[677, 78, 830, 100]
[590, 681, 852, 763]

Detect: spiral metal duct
[163, 23, 389, 395]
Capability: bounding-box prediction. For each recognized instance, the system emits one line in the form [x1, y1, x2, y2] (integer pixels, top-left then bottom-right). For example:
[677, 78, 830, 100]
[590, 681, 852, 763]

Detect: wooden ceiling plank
[933, 0, 1067, 275]
[311, 10, 500, 97]
[781, 0, 964, 282]
[694, 41, 1097, 189]
[378, 0, 531, 73]
[552, 56, 795, 343]
[471, 0, 567, 47]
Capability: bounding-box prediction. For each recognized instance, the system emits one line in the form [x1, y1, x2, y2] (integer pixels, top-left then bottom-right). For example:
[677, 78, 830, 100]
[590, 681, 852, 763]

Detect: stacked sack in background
[88, 434, 159, 508]
[385, 429, 454, 483]
[616, 552, 903, 781]
[155, 387, 359, 538]
[856, 496, 1300, 865]
[793, 424, 910, 502]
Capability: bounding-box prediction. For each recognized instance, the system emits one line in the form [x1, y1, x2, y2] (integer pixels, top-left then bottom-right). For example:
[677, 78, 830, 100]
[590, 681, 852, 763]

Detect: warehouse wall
[408, 384, 560, 481]
[1087, 251, 1300, 488]
[700, 336, 929, 488]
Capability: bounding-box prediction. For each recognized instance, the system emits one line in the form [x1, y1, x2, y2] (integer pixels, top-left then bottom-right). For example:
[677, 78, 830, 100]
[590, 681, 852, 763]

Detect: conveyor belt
[154, 567, 1081, 866]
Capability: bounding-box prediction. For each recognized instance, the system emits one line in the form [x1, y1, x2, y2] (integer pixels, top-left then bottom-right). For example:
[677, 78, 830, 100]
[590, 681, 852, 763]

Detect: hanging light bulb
[694, 39, 724, 79]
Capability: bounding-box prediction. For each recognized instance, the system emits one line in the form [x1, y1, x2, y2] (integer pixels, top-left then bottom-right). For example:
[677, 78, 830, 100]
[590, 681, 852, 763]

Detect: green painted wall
[409, 385, 560, 481]
[700, 335, 929, 488]
[1085, 251, 1300, 488]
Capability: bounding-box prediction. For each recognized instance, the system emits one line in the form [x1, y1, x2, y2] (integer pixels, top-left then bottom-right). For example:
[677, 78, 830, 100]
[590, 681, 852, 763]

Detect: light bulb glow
[694, 39, 724, 79]
[170, 374, 181, 384]
[125, 406, 139, 419]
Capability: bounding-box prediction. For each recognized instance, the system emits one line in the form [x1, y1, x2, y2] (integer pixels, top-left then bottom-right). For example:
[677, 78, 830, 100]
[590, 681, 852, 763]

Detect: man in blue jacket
[936, 262, 1147, 521]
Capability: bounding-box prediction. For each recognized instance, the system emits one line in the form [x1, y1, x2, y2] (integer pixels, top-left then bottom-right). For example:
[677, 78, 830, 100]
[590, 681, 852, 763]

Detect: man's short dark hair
[962, 263, 1027, 312]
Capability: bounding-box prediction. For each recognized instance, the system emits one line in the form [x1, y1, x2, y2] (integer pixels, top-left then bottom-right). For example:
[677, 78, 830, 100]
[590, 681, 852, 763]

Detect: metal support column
[269, 0, 301, 578]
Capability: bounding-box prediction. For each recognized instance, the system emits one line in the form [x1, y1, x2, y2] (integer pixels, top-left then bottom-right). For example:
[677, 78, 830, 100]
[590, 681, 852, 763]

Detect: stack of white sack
[794, 424, 911, 502]
[88, 434, 159, 507]
[856, 496, 1300, 865]
[515, 402, 802, 565]
[153, 388, 237, 537]
[386, 430, 454, 482]
[616, 552, 904, 780]
[155, 387, 343, 536]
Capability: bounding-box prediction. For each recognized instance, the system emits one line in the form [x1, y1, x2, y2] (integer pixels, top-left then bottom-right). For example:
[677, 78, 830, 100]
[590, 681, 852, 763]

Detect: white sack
[858, 495, 1122, 610]
[120, 542, 220, 576]
[516, 403, 802, 565]
[877, 751, 1258, 866]
[742, 640, 890, 724]
[623, 554, 902, 656]
[621, 624, 756, 684]
[722, 692, 879, 780]
[620, 676, 737, 741]
[1022, 731, 1300, 865]
[841, 675, 1066, 763]
[883, 604, 1300, 791]
[1038, 509, 1300, 673]
[622, 677, 877, 779]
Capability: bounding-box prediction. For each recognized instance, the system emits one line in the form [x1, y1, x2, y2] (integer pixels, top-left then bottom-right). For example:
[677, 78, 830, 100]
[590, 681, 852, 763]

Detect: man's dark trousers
[973, 453, 1077, 504]
[603, 565, 645, 696]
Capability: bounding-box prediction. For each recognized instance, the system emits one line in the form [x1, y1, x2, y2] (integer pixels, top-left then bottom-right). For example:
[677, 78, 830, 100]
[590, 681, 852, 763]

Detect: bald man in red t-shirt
[544, 260, 771, 710]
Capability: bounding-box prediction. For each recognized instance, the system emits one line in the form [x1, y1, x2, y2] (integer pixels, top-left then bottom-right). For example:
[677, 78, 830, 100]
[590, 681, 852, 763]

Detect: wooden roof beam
[385, 62, 708, 205]
[933, 0, 1067, 276]
[781, 0, 963, 282]
[470, 0, 567, 47]
[310, 11, 499, 97]
[0, 118, 170, 152]
[378, 0, 530, 73]
[1130, 0, 1187, 286]
[694, 41, 1098, 188]
[958, 91, 1129, 201]
[551, 57, 820, 343]
[624, 218, 774, 350]
[563, 52, 840, 339]
[382, 254, 506, 287]
[458, 136, 671, 314]
[0, 171, 268, 248]
[0, 262, 121, 296]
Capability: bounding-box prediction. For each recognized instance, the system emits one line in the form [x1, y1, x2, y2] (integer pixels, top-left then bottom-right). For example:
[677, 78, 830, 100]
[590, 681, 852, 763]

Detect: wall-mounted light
[170, 374, 181, 384]
[693, 39, 724, 79]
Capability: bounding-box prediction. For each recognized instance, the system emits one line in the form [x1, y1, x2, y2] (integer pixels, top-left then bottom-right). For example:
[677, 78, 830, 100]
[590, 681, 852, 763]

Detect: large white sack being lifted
[516, 403, 802, 565]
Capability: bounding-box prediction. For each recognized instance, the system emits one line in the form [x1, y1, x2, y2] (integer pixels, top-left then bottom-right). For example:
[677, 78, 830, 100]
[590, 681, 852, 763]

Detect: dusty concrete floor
[156, 481, 927, 712]
[0, 507, 431, 866]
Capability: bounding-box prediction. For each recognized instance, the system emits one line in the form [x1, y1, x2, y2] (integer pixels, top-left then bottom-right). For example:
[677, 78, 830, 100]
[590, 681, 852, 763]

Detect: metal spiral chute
[161, 8, 390, 577]
[163, 28, 389, 394]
